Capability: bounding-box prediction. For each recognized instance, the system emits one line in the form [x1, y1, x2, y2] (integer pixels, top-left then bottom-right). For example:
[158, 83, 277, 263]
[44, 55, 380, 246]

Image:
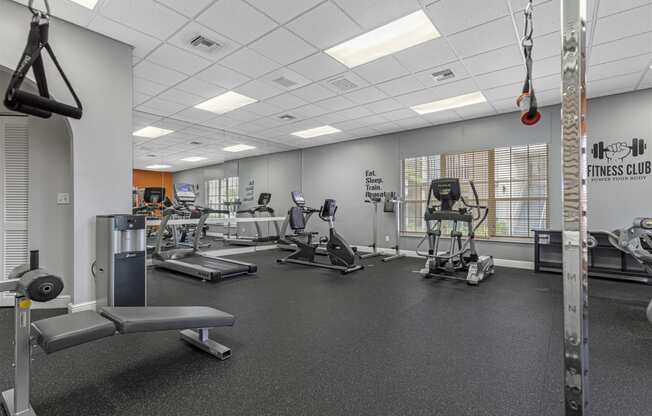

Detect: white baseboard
[31, 295, 71, 310]
[353, 245, 534, 270]
[67, 300, 96, 314]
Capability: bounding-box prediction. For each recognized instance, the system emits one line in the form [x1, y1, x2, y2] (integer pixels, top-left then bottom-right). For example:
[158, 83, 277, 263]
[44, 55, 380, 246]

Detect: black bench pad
[100, 306, 235, 334]
[32, 311, 116, 354]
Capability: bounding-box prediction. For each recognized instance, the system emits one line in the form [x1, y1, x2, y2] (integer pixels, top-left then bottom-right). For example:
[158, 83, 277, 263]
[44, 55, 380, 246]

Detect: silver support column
[561, 0, 589, 415]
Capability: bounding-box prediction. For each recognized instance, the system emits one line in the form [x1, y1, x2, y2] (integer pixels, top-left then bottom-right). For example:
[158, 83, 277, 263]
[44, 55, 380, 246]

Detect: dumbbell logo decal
[591, 138, 646, 161]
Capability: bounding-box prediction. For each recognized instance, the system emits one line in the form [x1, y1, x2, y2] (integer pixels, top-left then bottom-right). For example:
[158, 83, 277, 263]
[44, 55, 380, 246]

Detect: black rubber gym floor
[2, 250, 652, 416]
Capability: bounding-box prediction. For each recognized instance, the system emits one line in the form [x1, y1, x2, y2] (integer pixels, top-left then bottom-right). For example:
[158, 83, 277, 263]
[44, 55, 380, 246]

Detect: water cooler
[95, 215, 147, 308]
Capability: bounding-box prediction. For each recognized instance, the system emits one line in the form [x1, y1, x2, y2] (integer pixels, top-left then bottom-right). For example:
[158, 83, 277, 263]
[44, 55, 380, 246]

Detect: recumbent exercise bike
[277, 192, 363, 274]
[416, 178, 494, 285]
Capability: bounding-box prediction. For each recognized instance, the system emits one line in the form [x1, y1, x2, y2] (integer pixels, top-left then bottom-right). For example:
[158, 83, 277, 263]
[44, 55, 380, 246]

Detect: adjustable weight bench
[1, 257, 237, 416]
[31, 306, 235, 359]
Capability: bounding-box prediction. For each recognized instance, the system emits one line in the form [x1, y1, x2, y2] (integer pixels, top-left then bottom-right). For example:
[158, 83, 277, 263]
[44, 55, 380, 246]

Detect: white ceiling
[12, 0, 652, 171]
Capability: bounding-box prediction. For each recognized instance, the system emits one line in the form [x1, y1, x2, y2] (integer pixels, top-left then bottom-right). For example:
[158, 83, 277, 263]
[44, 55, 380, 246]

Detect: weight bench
[32, 306, 235, 359]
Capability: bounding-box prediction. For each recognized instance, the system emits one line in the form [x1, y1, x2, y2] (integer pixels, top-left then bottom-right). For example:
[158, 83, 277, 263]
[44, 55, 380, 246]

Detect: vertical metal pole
[561, 0, 589, 415]
[14, 296, 33, 414]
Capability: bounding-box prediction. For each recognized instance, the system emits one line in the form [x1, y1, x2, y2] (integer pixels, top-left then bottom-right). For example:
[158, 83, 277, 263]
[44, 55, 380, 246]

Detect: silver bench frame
[1, 281, 231, 416]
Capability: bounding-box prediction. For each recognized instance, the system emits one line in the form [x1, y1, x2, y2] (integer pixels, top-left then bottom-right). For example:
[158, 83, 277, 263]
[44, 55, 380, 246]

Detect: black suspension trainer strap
[517, 0, 541, 126]
[4, 0, 83, 119]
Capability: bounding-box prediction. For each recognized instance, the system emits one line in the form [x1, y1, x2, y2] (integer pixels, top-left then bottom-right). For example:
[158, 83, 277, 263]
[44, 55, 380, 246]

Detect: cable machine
[560, 0, 589, 414]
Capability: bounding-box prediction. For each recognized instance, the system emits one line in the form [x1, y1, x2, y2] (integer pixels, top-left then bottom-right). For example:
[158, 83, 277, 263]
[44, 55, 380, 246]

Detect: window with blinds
[206, 176, 239, 218]
[401, 143, 548, 239]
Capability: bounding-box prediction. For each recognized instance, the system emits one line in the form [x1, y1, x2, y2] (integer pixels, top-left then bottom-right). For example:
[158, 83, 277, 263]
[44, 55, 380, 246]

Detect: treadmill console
[144, 187, 165, 204]
[291, 191, 305, 207]
[175, 183, 197, 204]
[258, 192, 272, 206]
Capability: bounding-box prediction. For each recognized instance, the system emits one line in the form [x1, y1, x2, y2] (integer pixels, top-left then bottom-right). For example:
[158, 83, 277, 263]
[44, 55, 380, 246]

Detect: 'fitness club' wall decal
[364, 169, 384, 200]
[587, 137, 650, 184]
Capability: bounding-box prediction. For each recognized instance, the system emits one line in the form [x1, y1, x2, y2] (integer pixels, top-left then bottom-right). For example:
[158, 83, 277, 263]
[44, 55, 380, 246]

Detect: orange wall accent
[133, 170, 174, 202]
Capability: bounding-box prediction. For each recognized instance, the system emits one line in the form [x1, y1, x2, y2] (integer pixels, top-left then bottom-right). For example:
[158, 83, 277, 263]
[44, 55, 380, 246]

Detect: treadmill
[224, 192, 280, 246]
[153, 183, 257, 281]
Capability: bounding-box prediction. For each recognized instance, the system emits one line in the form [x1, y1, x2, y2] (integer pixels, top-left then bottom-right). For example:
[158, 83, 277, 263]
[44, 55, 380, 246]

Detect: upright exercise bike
[416, 178, 494, 285]
[277, 196, 363, 274]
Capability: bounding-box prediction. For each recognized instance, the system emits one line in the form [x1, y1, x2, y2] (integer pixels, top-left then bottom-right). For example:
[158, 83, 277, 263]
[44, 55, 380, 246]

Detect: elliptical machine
[277, 193, 363, 274]
[416, 178, 494, 285]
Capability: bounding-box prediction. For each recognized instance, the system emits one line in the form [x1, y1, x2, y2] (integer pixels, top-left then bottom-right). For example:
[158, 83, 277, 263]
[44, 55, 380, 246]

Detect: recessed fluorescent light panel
[132, 126, 174, 138]
[411, 92, 487, 115]
[195, 91, 257, 114]
[146, 164, 172, 169]
[180, 157, 208, 162]
[291, 125, 341, 139]
[223, 144, 256, 152]
[325, 10, 440, 68]
[71, 0, 99, 9]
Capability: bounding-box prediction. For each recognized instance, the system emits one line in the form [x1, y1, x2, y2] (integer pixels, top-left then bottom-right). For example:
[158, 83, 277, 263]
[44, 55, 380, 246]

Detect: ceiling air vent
[328, 76, 358, 92]
[279, 114, 296, 121]
[431, 69, 455, 82]
[146, 154, 157, 158]
[190, 35, 221, 51]
[189, 141, 202, 145]
[273, 76, 298, 88]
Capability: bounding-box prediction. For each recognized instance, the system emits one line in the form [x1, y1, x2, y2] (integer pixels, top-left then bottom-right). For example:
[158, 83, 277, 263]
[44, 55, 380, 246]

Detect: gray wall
[0, 0, 133, 305]
[175, 89, 652, 264]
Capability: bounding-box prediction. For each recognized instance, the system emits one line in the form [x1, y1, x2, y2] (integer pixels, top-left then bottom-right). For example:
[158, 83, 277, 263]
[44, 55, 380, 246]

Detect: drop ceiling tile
[322, 106, 373, 123]
[587, 73, 640, 98]
[169, 107, 218, 123]
[286, 2, 361, 49]
[224, 109, 261, 122]
[343, 87, 388, 105]
[235, 79, 285, 100]
[134, 77, 169, 96]
[592, 4, 652, 45]
[587, 53, 651, 81]
[134, 92, 152, 106]
[88, 16, 161, 58]
[134, 110, 163, 124]
[136, 97, 188, 116]
[195, 64, 250, 89]
[589, 32, 652, 65]
[315, 95, 356, 112]
[355, 114, 391, 126]
[134, 60, 187, 86]
[370, 122, 402, 134]
[535, 88, 562, 107]
[291, 84, 337, 102]
[332, 0, 421, 29]
[100, 0, 188, 39]
[201, 116, 243, 129]
[291, 104, 330, 118]
[429, 78, 478, 101]
[492, 97, 518, 113]
[463, 44, 523, 75]
[454, 102, 496, 119]
[354, 56, 410, 84]
[157, 88, 205, 106]
[167, 22, 242, 62]
[394, 38, 458, 73]
[483, 82, 522, 101]
[255, 117, 289, 129]
[414, 60, 471, 88]
[147, 44, 213, 75]
[393, 116, 432, 129]
[380, 108, 419, 121]
[376, 75, 426, 97]
[288, 52, 348, 82]
[425, 0, 509, 36]
[246, 0, 323, 23]
[259, 68, 312, 91]
[639, 70, 652, 88]
[533, 54, 561, 78]
[364, 98, 405, 114]
[394, 88, 440, 107]
[250, 27, 317, 65]
[514, 0, 560, 36]
[175, 78, 227, 99]
[474, 65, 523, 90]
[151, 118, 194, 131]
[246, 101, 284, 116]
[196, 0, 277, 45]
[598, 0, 652, 18]
[448, 17, 517, 58]
[220, 48, 282, 78]
[156, 0, 214, 17]
[232, 121, 267, 134]
[265, 93, 308, 110]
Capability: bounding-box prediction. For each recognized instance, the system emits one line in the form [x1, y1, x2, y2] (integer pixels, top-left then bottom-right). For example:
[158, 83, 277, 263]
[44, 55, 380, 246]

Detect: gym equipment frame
[561, 0, 589, 414]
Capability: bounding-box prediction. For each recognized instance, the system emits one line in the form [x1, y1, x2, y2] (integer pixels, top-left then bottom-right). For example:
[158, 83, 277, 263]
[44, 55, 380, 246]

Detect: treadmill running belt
[181, 256, 251, 273]
[157, 255, 255, 281]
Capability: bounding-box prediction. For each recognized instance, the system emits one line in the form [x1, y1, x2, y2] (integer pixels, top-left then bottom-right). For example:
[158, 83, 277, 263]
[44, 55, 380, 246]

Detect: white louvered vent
[2, 119, 29, 280]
